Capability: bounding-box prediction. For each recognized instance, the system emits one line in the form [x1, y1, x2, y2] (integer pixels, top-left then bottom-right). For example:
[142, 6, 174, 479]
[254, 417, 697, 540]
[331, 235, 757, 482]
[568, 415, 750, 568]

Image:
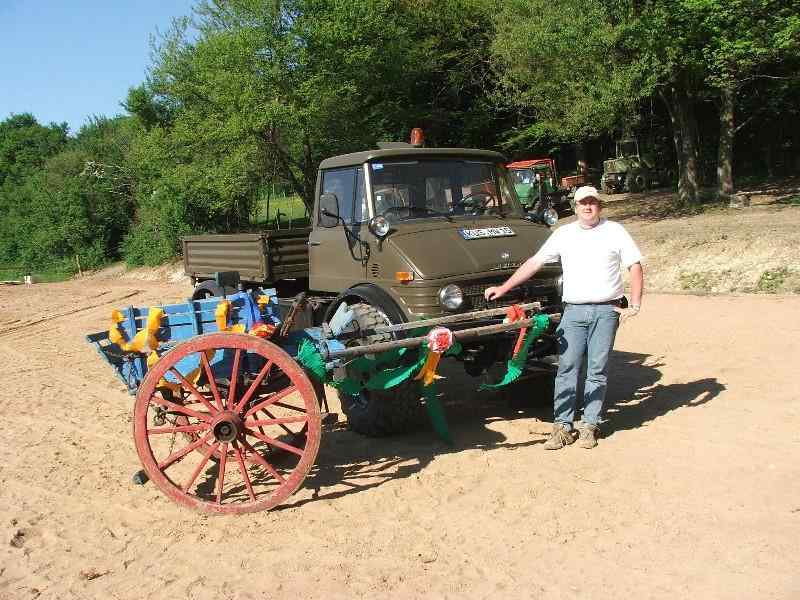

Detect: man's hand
[614, 304, 640, 325]
[484, 286, 506, 301]
[482, 256, 545, 303]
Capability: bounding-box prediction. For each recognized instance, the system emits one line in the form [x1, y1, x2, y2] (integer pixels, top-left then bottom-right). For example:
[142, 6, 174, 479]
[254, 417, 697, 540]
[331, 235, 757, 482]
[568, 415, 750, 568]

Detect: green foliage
[0, 113, 68, 186]
[122, 184, 194, 265]
[684, 0, 800, 90]
[118, 0, 504, 263]
[491, 0, 645, 145]
[757, 267, 789, 292]
[0, 115, 140, 273]
[2, 0, 800, 275]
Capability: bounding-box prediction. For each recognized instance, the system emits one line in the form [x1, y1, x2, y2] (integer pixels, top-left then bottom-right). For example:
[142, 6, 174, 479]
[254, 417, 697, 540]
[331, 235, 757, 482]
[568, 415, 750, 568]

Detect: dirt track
[1, 272, 799, 599]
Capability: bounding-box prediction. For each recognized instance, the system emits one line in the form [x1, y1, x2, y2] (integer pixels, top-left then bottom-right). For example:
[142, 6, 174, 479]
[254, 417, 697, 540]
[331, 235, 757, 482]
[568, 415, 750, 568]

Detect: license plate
[459, 226, 516, 240]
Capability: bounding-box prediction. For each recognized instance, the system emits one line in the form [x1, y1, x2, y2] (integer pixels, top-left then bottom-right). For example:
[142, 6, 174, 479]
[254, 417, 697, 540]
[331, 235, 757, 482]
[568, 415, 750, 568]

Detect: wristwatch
[630, 304, 641, 313]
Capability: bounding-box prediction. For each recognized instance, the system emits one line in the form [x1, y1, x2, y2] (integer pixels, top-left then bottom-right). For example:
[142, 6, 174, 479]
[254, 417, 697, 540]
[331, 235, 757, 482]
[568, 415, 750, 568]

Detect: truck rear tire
[337, 303, 422, 436]
[191, 280, 225, 300]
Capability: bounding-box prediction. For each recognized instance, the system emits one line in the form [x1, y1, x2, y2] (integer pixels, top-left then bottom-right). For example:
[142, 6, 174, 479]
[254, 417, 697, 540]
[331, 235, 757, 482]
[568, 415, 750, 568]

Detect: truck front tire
[337, 303, 422, 436]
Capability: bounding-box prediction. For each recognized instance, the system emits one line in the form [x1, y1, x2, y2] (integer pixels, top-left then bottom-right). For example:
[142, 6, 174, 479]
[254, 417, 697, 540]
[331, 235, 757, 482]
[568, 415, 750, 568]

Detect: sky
[0, 0, 197, 135]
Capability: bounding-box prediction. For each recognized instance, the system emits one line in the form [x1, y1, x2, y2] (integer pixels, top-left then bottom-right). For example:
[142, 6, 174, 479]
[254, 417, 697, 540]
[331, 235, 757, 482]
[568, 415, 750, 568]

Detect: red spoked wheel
[133, 333, 321, 514]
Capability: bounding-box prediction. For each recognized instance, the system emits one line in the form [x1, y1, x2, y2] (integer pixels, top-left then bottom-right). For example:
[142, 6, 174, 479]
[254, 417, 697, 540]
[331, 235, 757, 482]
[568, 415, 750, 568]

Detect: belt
[566, 298, 624, 307]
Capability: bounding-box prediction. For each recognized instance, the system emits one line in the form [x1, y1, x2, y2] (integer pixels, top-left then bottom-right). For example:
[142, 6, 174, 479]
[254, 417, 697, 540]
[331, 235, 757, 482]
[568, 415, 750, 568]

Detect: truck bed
[183, 229, 311, 284]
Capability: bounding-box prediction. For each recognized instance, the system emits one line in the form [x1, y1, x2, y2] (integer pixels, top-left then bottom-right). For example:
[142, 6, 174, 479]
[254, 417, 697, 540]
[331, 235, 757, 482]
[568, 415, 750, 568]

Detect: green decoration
[422, 382, 453, 444]
[296, 338, 327, 381]
[295, 333, 464, 443]
[478, 314, 551, 391]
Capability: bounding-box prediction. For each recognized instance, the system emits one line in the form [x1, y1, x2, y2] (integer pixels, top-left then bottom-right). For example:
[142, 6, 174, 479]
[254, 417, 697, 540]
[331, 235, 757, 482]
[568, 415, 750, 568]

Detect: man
[484, 186, 643, 449]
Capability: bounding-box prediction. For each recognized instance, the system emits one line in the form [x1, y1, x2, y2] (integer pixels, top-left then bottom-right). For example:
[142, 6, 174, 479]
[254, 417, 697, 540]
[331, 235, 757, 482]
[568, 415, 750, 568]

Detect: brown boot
[578, 424, 599, 449]
[544, 423, 576, 450]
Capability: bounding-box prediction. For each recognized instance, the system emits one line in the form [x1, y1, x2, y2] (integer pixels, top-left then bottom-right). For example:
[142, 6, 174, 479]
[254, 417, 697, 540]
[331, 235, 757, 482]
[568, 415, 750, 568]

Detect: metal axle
[322, 312, 560, 361]
[371, 302, 543, 334]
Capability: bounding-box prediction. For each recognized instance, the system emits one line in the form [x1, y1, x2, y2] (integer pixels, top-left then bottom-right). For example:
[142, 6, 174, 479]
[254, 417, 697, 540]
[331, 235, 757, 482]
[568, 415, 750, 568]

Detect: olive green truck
[183, 140, 563, 435]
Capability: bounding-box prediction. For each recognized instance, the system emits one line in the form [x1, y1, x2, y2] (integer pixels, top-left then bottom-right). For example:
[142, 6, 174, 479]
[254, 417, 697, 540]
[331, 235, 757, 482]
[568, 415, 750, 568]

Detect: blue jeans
[553, 303, 619, 430]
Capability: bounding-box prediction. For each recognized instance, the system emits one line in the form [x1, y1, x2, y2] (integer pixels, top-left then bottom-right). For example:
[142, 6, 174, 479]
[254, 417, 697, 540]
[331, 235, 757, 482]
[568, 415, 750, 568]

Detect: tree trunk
[659, 85, 700, 204]
[263, 126, 314, 212]
[676, 86, 701, 203]
[717, 86, 735, 200]
[764, 127, 775, 178]
[575, 142, 588, 175]
[661, 90, 686, 196]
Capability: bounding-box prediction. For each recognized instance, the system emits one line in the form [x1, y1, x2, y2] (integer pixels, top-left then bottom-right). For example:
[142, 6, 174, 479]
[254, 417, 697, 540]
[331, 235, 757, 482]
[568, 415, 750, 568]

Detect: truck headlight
[369, 215, 390, 238]
[438, 284, 463, 310]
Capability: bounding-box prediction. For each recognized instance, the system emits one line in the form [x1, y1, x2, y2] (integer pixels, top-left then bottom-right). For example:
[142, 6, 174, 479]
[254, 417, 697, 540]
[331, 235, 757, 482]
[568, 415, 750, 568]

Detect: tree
[0, 115, 141, 272]
[686, 0, 800, 198]
[491, 1, 711, 203]
[491, 0, 642, 146]
[121, 0, 503, 261]
[0, 113, 68, 186]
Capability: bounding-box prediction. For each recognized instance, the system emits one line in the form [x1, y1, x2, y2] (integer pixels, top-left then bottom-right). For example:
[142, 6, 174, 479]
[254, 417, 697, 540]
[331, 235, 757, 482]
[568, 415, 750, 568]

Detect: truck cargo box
[182, 229, 311, 284]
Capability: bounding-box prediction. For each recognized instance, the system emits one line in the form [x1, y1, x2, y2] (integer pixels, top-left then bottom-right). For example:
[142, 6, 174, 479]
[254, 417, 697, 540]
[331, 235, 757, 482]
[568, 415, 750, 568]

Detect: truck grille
[461, 278, 556, 311]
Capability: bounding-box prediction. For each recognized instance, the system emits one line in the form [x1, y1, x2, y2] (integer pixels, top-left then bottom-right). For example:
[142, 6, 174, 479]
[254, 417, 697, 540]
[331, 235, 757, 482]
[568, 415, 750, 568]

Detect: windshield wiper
[409, 207, 453, 222]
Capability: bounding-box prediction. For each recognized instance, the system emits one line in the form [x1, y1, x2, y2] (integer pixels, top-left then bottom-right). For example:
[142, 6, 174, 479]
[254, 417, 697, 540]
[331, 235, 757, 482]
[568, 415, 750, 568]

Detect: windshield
[510, 168, 533, 185]
[619, 141, 638, 157]
[511, 166, 554, 185]
[369, 159, 522, 222]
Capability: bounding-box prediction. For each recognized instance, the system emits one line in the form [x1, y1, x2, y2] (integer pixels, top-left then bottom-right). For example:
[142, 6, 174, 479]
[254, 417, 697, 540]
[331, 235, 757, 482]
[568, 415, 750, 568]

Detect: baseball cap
[574, 186, 601, 204]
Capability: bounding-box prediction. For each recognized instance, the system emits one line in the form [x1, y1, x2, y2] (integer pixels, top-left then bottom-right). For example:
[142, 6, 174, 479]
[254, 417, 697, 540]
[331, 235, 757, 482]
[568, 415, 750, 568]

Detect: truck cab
[309, 146, 562, 325]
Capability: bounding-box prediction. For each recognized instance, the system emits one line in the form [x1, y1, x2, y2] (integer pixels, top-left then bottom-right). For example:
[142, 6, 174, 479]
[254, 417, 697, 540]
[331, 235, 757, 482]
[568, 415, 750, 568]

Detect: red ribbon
[505, 304, 528, 358]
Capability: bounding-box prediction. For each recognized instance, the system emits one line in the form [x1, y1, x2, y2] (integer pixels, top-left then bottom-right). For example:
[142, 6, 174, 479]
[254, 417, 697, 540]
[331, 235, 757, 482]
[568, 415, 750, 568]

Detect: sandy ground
[1, 271, 799, 600]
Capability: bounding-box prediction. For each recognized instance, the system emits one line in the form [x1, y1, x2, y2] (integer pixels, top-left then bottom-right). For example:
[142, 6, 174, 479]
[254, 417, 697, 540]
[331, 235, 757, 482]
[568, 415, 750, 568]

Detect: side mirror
[319, 193, 340, 228]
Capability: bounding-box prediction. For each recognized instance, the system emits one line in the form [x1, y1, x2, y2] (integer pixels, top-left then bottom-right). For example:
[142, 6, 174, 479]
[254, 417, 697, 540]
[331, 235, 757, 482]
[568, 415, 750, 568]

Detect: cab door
[308, 166, 369, 292]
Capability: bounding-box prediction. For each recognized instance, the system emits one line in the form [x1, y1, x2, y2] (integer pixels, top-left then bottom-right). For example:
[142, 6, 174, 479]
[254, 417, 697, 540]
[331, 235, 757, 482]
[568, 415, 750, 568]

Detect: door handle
[307, 241, 321, 246]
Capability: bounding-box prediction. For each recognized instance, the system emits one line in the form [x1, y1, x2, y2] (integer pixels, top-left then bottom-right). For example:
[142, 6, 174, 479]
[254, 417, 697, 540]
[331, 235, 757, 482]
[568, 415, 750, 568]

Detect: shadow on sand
[280, 351, 725, 508]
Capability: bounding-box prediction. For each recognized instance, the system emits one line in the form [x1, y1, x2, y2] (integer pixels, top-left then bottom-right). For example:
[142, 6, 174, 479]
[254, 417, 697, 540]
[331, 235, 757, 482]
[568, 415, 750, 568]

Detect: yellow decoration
[215, 300, 231, 331]
[156, 348, 217, 395]
[108, 309, 125, 345]
[110, 299, 239, 396]
[214, 299, 245, 333]
[414, 352, 443, 386]
[109, 307, 164, 353]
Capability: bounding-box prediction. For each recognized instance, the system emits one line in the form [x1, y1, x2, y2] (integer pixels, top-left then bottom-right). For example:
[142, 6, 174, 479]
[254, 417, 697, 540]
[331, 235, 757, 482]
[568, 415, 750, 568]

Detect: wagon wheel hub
[212, 412, 243, 443]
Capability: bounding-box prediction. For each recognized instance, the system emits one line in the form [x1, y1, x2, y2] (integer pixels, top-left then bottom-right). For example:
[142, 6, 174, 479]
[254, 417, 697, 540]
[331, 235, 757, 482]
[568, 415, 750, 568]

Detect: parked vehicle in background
[508, 158, 572, 215]
[601, 138, 670, 194]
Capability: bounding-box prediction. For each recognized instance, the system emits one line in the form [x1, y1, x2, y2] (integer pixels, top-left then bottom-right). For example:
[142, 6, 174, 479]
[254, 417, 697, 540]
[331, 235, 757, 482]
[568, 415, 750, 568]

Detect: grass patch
[779, 195, 800, 206]
[757, 268, 790, 293]
[253, 194, 310, 228]
[678, 271, 714, 291]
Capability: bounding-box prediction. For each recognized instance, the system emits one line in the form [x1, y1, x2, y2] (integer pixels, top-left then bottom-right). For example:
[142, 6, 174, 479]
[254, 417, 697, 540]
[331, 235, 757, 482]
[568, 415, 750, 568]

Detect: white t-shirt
[533, 219, 643, 304]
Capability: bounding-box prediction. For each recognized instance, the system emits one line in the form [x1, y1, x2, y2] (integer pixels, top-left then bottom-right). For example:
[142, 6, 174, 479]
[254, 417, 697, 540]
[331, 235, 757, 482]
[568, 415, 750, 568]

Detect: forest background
[1, 0, 798, 279]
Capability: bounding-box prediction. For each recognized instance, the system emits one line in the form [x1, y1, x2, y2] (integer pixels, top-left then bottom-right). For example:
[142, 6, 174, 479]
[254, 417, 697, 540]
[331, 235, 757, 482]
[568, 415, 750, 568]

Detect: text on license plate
[459, 226, 516, 240]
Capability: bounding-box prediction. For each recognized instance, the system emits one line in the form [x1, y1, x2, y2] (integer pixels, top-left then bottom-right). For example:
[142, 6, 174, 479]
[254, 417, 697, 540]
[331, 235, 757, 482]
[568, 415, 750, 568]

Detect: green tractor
[601, 138, 665, 194]
[507, 158, 573, 215]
